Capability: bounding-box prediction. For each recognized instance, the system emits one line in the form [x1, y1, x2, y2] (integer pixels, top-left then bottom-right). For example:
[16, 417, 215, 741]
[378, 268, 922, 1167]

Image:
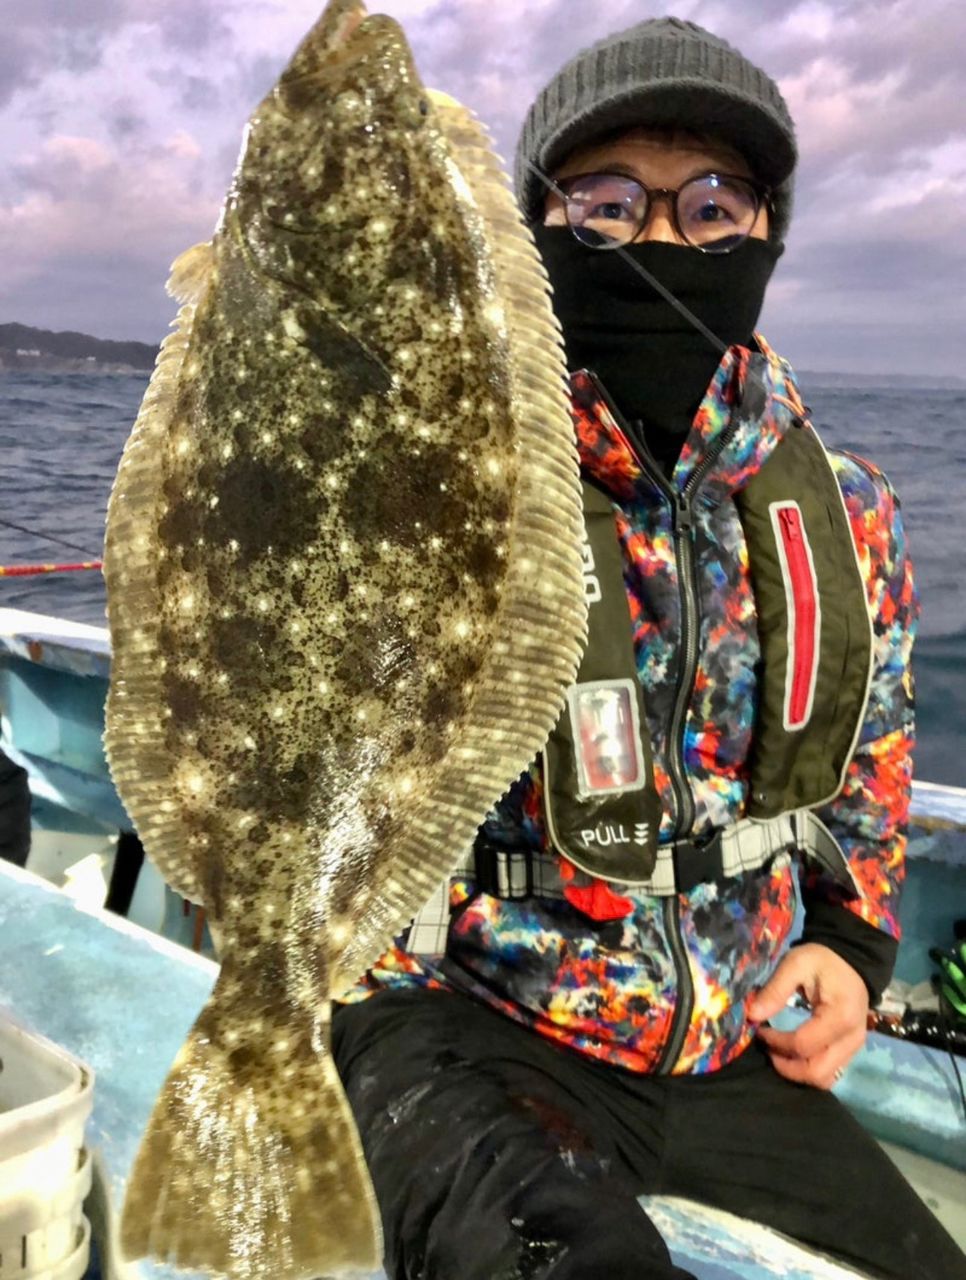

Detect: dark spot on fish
[317, 152, 344, 202]
[227, 1044, 258, 1078]
[296, 310, 392, 398]
[211, 615, 299, 674]
[299, 415, 343, 469]
[423, 684, 462, 727]
[345, 444, 473, 547]
[399, 730, 416, 754]
[163, 673, 202, 728]
[202, 455, 320, 565]
[386, 231, 472, 307]
[461, 535, 502, 588]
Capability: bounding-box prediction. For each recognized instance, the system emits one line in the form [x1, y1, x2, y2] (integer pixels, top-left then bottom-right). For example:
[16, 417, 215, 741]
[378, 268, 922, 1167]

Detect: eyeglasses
[547, 171, 771, 254]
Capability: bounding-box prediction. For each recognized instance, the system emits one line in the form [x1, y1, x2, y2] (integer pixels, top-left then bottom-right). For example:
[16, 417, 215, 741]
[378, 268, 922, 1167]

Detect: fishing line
[0, 517, 100, 561]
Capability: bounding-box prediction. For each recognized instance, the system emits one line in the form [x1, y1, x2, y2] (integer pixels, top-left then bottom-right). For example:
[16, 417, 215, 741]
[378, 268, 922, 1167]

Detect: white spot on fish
[257, 596, 270, 613]
[232, 409, 244, 422]
[261, 430, 274, 445]
[244, 735, 257, 750]
[180, 592, 195, 614]
[221, 443, 233, 461]
[282, 312, 306, 342]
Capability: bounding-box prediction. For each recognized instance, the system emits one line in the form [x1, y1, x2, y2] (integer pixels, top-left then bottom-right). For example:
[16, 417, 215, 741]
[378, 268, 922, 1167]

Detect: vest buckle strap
[403, 811, 864, 957]
[671, 828, 726, 894]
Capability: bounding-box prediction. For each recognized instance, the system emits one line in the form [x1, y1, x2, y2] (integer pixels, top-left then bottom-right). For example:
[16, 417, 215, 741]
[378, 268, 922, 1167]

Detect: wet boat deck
[2, 859, 963, 1280]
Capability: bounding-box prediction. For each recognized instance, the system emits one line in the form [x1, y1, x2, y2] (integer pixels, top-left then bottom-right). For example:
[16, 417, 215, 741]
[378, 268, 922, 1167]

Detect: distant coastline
[1, 321, 963, 390]
[0, 323, 157, 374]
[799, 369, 966, 392]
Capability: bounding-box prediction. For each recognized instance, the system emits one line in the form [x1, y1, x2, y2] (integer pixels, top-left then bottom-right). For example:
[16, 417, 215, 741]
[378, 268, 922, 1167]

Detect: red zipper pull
[779, 506, 802, 540]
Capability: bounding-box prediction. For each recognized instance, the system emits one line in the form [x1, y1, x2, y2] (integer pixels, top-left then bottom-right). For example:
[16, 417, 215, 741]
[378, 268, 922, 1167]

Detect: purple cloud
[0, 0, 963, 375]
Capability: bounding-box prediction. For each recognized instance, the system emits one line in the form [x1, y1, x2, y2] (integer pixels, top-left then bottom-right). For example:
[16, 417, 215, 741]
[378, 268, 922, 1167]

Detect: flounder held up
[103, 1, 586, 1275]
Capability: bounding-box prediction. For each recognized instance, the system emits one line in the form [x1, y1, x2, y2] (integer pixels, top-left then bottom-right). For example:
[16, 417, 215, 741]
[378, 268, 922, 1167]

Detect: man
[334, 17, 966, 1279]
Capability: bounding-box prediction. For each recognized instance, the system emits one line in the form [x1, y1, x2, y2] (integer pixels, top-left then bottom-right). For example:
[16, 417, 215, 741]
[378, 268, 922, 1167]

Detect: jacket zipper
[583, 373, 739, 1073]
[775, 504, 818, 729]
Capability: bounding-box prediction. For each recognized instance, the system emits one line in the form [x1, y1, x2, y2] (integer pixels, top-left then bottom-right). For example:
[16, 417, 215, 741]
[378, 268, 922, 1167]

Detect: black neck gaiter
[532, 226, 782, 472]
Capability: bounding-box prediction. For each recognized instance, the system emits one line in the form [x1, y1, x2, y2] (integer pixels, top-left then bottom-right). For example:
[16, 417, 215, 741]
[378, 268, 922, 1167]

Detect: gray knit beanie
[515, 17, 797, 242]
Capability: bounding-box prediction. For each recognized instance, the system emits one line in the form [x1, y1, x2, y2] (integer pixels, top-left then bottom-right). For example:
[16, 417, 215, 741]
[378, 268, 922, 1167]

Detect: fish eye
[419, 98, 429, 116]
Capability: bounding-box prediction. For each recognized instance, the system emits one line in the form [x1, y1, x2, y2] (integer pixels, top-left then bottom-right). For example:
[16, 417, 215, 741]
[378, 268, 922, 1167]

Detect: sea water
[0, 369, 963, 786]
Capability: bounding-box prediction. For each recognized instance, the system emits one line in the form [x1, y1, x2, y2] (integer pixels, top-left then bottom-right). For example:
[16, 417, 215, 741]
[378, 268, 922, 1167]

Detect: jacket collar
[569, 335, 808, 506]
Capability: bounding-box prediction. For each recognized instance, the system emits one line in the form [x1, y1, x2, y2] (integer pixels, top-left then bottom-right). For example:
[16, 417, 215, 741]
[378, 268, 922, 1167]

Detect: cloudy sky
[1, 0, 964, 377]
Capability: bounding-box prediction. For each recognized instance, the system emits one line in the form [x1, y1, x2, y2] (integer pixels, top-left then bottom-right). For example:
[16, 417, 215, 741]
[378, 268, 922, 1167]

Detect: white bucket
[0, 1018, 94, 1280]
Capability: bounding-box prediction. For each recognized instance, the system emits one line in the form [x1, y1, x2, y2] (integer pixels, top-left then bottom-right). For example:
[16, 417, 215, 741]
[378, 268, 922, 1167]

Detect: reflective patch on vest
[770, 500, 821, 731]
[567, 678, 648, 799]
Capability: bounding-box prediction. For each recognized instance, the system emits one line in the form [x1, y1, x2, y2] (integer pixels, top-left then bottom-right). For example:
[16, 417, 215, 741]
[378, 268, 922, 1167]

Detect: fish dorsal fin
[333, 93, 588, 988]
[167, 240, 216, 306]
[102, 241, 216, 904]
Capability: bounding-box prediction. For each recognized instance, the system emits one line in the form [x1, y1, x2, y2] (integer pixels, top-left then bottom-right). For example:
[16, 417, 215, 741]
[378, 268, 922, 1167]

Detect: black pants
[0, 748, 30, 868]
[333, 987, 966, 1280]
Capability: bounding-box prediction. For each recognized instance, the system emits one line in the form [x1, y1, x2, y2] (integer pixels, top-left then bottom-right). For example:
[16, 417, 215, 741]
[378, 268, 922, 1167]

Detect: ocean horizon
[1, 368, 963, 788]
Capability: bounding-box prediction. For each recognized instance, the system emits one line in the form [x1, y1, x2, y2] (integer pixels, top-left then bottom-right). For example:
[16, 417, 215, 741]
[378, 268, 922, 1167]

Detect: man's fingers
[764, 1028, 867, 1089]
[756, 1002, 853, 1060]
[748, 951, 810, 1022]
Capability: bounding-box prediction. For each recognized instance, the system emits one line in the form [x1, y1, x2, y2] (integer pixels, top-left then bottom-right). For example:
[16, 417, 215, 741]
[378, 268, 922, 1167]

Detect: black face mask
[532, 225, 782, 472]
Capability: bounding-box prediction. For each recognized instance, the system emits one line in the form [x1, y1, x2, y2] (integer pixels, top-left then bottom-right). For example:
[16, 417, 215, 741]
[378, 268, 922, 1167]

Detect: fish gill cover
[101, 0, 587, 1275]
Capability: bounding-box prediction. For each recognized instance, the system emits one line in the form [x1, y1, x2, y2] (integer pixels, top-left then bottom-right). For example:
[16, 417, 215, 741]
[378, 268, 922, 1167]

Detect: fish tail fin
[120, 977, 382, 1279]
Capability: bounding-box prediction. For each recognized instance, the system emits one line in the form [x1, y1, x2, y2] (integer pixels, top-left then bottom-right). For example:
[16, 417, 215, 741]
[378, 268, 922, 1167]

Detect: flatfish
[102, 0, 586, 1275]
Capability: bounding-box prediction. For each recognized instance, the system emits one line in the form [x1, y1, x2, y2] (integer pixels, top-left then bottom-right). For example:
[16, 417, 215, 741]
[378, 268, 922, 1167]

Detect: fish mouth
[278, 0, 373, 88]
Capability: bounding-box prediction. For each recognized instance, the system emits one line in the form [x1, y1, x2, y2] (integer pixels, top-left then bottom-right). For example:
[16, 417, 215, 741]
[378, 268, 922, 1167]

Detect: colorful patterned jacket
[344, 337, 919, 1077]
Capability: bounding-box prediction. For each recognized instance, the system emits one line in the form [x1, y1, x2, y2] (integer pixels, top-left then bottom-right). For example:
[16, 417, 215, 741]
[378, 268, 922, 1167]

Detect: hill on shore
[0, 323, 158, 373]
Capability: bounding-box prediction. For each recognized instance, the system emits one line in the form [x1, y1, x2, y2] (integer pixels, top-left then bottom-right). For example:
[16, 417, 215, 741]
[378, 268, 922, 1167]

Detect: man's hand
[747, 943, 869, 1089]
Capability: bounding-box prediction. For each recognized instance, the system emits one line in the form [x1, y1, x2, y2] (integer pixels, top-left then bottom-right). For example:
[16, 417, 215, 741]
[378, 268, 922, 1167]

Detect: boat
[1, 605, 964, 1280]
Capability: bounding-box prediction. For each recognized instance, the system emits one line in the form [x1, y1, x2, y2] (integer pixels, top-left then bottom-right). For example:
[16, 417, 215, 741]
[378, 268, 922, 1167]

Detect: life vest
[406, 417, 875, 951]
[538, 417, 874, 900]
